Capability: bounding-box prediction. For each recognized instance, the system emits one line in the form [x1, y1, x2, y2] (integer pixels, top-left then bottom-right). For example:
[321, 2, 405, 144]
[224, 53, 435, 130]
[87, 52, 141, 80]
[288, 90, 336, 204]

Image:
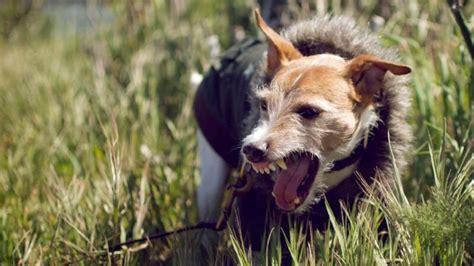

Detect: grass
[0, 0, 472, 264]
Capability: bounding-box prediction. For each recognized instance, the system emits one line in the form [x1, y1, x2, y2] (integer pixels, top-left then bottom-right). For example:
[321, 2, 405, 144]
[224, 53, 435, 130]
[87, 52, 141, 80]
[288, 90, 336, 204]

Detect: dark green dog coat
[193, 38, 265, 168]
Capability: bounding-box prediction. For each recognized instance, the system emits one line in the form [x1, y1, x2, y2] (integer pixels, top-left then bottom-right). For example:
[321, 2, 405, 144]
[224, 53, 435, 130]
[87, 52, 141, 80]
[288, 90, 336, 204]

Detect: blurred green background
[0, 0, 472, 264]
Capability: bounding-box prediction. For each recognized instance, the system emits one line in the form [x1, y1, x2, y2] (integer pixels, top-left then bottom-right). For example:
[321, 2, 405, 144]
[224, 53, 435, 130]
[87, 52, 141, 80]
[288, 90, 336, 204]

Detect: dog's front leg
[197, 129, 230, 221]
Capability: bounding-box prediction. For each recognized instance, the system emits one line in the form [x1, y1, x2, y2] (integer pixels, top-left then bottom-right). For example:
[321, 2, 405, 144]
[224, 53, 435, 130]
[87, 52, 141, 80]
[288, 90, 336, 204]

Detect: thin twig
[448, 0, 474, 61]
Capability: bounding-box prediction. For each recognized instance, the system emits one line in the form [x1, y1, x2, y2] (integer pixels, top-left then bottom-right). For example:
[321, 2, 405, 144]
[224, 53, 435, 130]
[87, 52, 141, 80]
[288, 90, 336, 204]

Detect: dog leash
[107, 163, 253, 253]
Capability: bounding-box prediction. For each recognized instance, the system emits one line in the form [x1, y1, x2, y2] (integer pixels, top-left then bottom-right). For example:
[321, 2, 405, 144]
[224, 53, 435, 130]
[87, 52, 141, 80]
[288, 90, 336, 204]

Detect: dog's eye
[296, 107, 320, 119]
[260, 100, 268, 111]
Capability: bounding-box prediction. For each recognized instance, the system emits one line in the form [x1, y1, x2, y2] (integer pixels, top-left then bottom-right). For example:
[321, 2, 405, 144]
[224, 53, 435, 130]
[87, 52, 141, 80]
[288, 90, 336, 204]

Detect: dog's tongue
[272, 156, 311, 211]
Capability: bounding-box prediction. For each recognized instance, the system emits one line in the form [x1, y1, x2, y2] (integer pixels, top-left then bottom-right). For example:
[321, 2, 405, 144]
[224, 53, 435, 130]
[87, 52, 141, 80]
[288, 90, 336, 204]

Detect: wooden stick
[448, 0, 474, 61]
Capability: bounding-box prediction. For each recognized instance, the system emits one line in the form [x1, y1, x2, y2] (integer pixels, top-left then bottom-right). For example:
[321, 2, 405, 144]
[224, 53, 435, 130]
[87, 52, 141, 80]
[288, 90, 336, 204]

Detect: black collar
[325, 141, 366, 172]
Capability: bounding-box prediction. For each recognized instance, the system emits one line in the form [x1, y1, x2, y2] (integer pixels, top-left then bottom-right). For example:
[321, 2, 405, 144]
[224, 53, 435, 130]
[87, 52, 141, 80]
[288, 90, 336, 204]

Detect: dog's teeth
[272, 192, 276, 198]
[269, 163, 276, 171]
[263, 168, 269, 174]
[293, 197, 301, 204]
[276, 159, 287, 170]
[253, 166, 259, 173]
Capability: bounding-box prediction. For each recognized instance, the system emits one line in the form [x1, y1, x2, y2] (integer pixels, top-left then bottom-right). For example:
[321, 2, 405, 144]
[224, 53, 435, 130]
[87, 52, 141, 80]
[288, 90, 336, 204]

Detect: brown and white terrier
[241, 10, 410, 212]
[194, 9, 412, 245]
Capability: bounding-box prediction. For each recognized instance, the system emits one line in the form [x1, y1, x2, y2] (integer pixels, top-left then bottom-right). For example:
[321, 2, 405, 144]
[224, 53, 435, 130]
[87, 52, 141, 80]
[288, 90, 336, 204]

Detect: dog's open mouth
[249, 152, 319, 212]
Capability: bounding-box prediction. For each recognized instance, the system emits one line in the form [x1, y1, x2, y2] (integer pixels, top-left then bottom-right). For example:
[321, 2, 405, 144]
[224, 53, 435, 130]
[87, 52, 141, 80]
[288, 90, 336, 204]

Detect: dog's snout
[242, 144, 267, 163]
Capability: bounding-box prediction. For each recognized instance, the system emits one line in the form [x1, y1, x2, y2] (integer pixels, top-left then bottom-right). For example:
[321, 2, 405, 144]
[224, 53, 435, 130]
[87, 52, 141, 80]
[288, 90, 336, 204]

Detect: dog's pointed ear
[345, 54, 411, 105]
[255, 9, 302, 78]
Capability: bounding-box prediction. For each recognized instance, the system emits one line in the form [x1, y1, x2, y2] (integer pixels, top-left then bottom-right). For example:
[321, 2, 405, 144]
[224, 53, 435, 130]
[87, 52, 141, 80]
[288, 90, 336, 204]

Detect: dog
[193, 9, 412, 249]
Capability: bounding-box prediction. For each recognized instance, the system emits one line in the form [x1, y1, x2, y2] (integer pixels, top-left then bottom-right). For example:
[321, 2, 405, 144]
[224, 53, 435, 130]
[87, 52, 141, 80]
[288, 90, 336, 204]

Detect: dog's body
[194, 11, 412, 248]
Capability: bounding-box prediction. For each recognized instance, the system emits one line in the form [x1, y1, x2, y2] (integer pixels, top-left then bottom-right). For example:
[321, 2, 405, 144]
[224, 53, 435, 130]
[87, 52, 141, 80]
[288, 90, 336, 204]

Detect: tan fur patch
[252, 55, 360, 160]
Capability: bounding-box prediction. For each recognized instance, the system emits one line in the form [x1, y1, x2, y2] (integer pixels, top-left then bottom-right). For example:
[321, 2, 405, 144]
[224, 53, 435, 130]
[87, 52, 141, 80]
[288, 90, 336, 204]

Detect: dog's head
[241, 10, 411, 213]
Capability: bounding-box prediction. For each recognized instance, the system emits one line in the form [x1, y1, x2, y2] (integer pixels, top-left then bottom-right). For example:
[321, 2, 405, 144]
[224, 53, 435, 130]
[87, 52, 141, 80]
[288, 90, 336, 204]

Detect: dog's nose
[242, 144, 267, 163]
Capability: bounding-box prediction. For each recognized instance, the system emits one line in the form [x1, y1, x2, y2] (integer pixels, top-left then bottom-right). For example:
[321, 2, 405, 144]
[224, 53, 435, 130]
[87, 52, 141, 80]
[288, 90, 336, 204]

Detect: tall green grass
[0, 0, 472, 264]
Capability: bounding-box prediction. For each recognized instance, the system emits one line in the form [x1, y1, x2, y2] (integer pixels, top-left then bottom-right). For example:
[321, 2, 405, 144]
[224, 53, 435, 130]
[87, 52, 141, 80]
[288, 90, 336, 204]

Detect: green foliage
[0, 0, 472, 264]
[0, 0, 52, 40]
